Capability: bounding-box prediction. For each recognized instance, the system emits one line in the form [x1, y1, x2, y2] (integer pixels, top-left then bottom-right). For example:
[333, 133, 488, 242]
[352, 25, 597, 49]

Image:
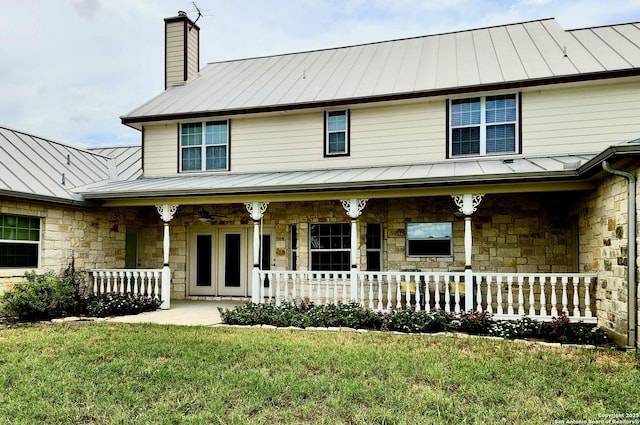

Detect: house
[1, 14, 639, 348]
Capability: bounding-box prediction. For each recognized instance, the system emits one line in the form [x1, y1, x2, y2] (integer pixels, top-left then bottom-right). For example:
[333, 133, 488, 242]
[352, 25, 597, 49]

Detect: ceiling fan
[194, 208, 227, 222]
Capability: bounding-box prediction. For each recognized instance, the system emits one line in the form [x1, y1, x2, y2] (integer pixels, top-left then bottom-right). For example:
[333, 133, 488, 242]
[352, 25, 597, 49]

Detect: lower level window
[0, 215, 40, 268]
[310, 223, 350, 271]
[406, 222, 452, 257]
[366, 223, 382, 271]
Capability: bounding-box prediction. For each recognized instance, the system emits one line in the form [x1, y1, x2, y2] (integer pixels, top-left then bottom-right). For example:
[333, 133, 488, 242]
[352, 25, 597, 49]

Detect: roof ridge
[204, 18, 559, 66]
[0, 125, 114, 159]
[567, 21, 640, 32]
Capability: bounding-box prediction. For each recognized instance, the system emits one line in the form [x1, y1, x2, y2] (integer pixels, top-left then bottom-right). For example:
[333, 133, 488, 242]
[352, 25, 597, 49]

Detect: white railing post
[507, 275, 514, 315]
[550, 277, 558, 317]
[540, 276, 547, 316]
[528, 275, 536, 316]
[434, 274, 441, 311]
[475, 273, 482, 312]
[572, 276, 580, 316]
[584, 277, 593, 318]
[561, 276, 569, 315]
[496, 275, 503, 315]
[517, 275, 525, 316]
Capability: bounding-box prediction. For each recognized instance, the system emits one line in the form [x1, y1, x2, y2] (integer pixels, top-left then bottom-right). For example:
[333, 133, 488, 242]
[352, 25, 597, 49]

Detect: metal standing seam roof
[0, 126, 140, 205]
[121, 18, 640, 125]
[75, 152, 599, 200]
[88, 146, 143, 181]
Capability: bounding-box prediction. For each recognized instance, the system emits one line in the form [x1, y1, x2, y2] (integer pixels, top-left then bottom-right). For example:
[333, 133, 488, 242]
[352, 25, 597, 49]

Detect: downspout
[602, 161, 637, 349]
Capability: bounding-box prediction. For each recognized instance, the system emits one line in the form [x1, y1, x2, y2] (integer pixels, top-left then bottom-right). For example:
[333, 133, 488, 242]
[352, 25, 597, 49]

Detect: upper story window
[449, 94, 519, 157]
[180, 121, 229, 172]
[325, 110, 350, 156]
[0, 214, 41, 268]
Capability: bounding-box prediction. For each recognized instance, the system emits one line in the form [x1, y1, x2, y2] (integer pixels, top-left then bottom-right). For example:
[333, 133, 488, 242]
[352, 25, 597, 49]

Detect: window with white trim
[0, 215, 40, 268]
[309, 223, 350, 270]
[180, 121, 229, 171]
[449, 94, 518, 157]
[325, 110, 349, 156]
[406, 222, 452, 257]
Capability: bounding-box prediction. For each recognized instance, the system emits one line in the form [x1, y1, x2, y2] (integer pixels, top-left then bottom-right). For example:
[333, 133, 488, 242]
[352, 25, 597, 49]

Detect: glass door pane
[196, 235, 212, 287]
[224, 233, 241, 288]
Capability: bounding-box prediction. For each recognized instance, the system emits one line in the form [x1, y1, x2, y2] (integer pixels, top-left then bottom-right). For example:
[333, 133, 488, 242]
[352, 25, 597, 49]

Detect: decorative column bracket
[156, 204, 178, 223]
[452, 194, 484, 216]
[245, 201, 269, 221]
[340, 198, 368, 219]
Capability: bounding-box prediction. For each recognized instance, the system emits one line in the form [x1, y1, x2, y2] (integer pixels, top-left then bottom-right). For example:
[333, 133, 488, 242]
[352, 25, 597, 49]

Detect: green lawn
[0, 323, 638, 424]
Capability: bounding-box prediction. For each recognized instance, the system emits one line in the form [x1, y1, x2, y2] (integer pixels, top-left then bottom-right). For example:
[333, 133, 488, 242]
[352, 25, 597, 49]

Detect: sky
[1, 0, 640, 149]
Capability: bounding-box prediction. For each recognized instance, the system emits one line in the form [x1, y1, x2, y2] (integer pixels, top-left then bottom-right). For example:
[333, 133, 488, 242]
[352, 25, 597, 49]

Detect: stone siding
[579, 166, 640, 347]
[0, 200, 159, 294]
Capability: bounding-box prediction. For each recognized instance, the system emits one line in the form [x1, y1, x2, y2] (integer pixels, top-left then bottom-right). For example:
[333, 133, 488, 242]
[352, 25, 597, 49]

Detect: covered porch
[88, 190, 599, 324]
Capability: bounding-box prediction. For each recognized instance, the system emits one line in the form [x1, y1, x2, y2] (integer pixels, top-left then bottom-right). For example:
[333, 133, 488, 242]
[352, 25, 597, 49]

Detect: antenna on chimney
[189, 2, 203, 31]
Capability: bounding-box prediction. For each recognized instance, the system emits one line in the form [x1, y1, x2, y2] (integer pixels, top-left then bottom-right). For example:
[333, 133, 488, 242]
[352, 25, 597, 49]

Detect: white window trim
[449, 94, 519, 157]
[179, 120, 230, 172]
[309, 222, 351, 271]
[325, 110, 350, 156]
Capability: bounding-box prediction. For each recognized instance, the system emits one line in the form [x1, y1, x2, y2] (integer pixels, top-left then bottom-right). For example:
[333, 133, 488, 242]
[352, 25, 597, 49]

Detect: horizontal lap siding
[143, 124, 177, 176]
[351, 102, 444, 164]
[186, 26, 198, 80]
[522, 79, 640, 154]
[231, 101, 445, 172]
[231, 113, 322, 172]
[165, 22, 185, 86]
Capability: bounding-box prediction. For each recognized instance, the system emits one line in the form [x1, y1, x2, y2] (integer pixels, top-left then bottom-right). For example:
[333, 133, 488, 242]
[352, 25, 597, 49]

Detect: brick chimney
[164, 11, 199, 89]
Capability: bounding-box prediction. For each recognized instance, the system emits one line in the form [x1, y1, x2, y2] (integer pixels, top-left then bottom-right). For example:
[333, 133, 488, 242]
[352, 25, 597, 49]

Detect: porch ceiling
[75, 153, 598, 206]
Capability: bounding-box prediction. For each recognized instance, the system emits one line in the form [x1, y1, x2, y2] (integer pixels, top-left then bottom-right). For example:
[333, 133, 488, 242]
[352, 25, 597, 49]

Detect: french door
[188, 226, 275, 297]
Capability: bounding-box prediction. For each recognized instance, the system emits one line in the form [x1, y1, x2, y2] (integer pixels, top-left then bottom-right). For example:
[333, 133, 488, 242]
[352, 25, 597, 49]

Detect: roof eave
[0, 189, 102, 208]
[120, 69, 640, 125]
[79, 169, 583, 200]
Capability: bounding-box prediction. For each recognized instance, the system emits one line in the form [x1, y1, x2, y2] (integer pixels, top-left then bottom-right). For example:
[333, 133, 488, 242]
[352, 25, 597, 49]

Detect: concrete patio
[105, 299, 247, 326]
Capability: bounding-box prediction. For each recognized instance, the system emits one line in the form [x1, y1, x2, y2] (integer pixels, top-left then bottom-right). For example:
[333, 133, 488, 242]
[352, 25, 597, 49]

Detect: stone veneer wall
[166, 195, 579, 300]
[579, 166, 640, 348]
[0, 200, 160, 294]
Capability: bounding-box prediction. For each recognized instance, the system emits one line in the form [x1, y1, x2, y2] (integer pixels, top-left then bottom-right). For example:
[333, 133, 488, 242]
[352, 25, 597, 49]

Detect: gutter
[602, 161, 637, 349]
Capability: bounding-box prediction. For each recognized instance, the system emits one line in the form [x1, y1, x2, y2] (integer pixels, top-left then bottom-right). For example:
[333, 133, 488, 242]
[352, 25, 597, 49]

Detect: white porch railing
[89, 269, 163, 299]
[257, 270, 597, 323]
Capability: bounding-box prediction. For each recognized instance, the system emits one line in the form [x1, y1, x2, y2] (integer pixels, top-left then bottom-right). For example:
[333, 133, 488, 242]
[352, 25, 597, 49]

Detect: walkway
[105, 299, 246, 326]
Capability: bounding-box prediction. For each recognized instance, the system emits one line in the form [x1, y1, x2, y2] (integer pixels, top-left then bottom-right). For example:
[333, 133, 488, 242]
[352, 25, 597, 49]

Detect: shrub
[220, 303, 610, 347]
[0, 271, 80, 323]
[458, 311, 496, 335]
[492, 316, 540, 339]
[85, 292, 162, 318]
[539, 312, 609, 345]
[0, 269, 162, 323]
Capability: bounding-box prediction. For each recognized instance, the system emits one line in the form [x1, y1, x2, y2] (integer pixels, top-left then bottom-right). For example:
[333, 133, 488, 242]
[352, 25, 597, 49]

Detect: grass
[0, 323, 638, 424]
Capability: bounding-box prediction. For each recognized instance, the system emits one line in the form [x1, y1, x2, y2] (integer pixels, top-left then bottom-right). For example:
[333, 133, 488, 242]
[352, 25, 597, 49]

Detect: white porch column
[156, 204, 178, 309]
[341, 198, 368, 302]
[452, 194, 484, 311]
[245, 201, 269, 303]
